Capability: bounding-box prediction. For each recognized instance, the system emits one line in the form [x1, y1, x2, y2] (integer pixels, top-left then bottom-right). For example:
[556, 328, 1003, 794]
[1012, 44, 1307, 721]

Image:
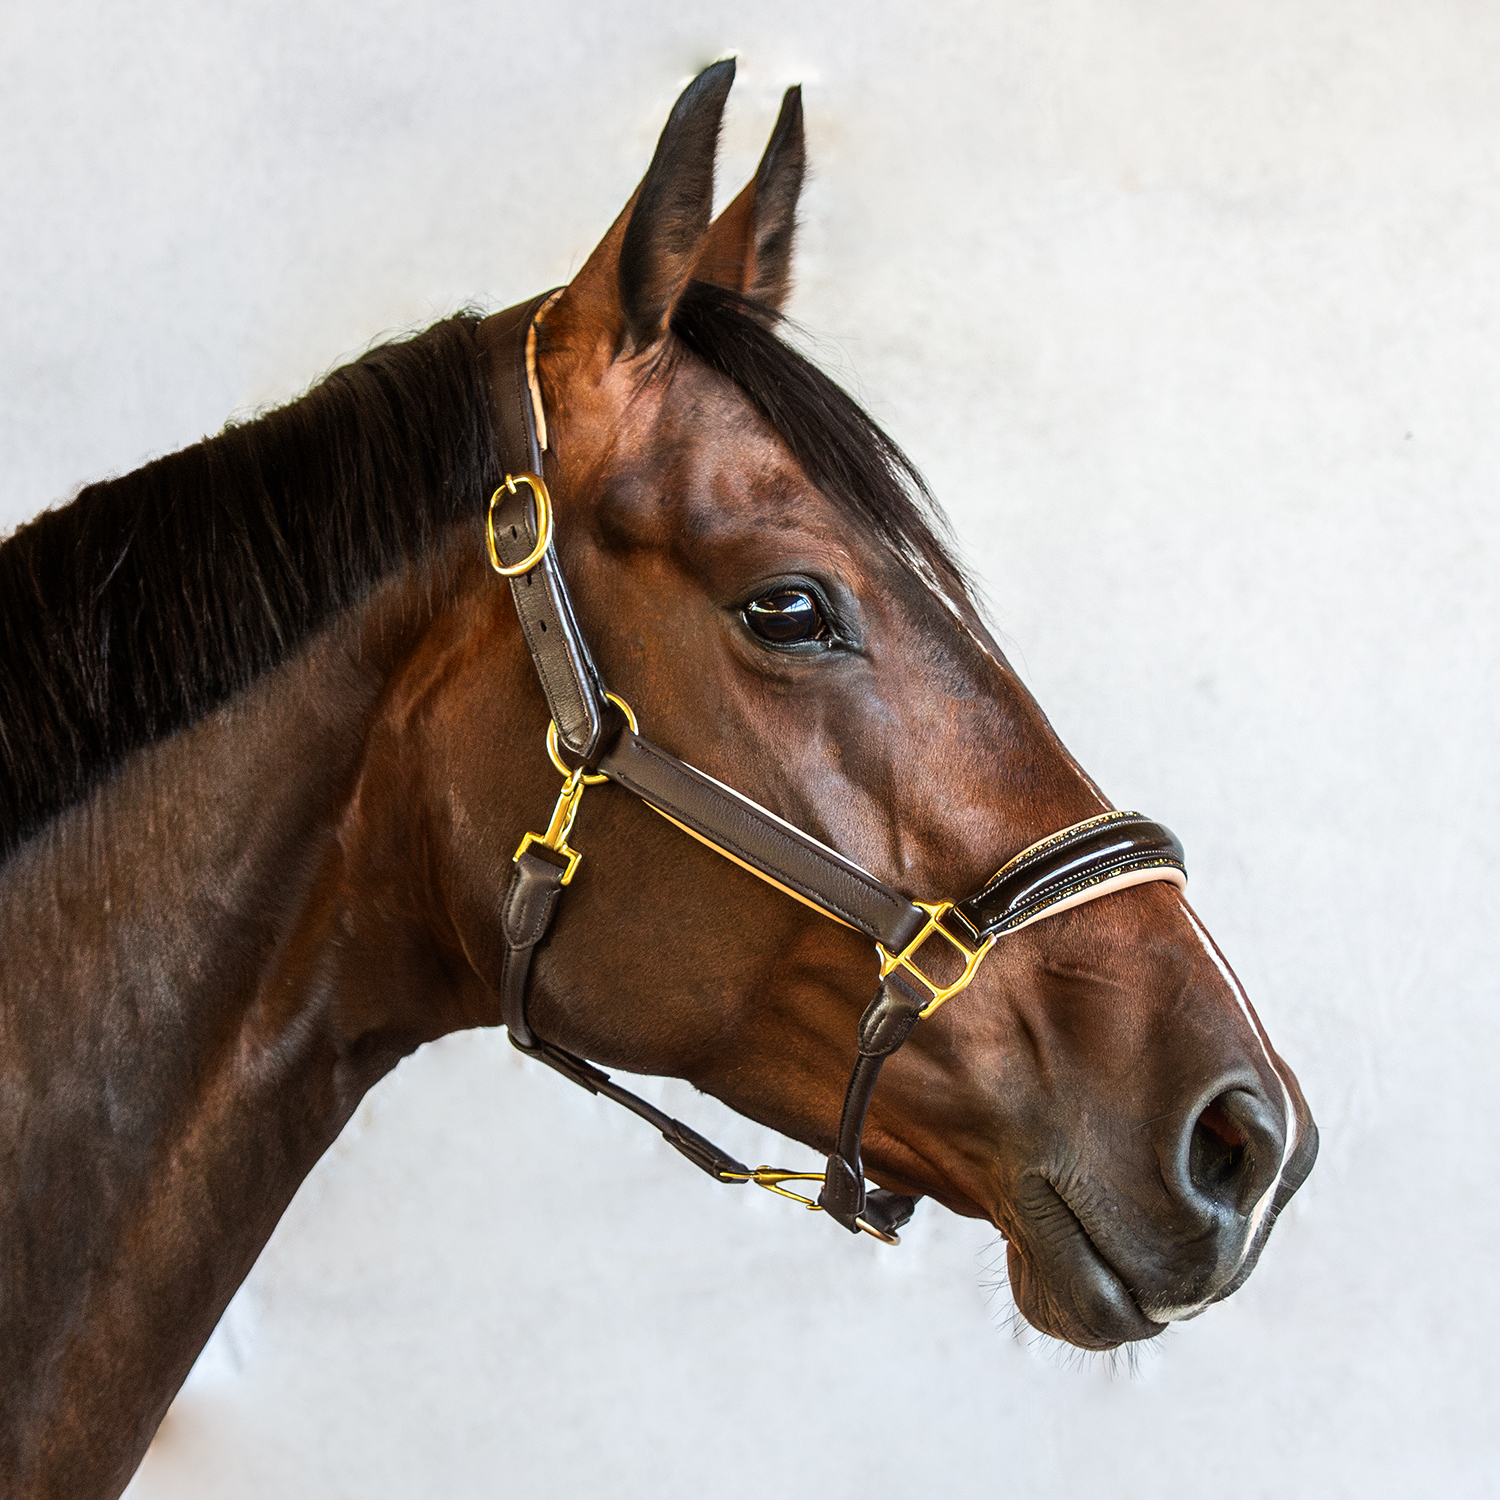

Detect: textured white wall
[3, 4, 1496, 1497]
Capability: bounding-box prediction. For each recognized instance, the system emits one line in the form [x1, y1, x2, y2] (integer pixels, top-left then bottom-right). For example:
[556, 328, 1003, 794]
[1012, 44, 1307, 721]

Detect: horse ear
[692, 87, 805, 312]
[544, 61, 734, 366]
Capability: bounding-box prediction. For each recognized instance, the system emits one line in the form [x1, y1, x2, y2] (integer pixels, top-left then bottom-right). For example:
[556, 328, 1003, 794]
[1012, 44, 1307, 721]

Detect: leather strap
[480, 295, 549, 479]
[816, 976, 925, 1236]
[598, 728, 929, 951]
[499, 850, 760, 1183]
[500, 848, 569, 1047]
[597, 742, 1184, 957]
[523, 1029, 758, 1182]
[478, 296, 611, 761]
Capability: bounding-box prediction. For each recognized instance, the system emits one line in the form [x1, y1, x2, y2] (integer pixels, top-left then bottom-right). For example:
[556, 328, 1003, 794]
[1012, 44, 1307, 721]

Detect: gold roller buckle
[876, 901, 996, 1019]
[514, 693, 638, 884]
[487, 472, 553, 576]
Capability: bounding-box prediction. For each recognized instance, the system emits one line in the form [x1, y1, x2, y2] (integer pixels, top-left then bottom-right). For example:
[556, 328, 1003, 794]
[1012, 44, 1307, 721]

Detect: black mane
[0, 289, 965, 861]
[0, 315, 498, 858]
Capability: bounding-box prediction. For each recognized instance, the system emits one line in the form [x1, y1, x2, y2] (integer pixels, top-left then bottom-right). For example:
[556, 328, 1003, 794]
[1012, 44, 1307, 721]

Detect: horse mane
[0, 314, 498, 860]
[0, 288, 966, 863]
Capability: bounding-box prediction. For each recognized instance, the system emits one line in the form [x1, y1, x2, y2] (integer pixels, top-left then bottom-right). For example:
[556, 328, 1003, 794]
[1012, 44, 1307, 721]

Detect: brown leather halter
[478, 295, 1188, 1243]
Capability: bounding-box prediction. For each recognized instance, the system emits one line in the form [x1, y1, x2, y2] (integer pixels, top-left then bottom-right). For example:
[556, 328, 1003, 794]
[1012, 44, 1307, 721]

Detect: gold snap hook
[716, 1166, 902, 1243]
[518, 694, 641, 883]
[718, 1166, 827, 1209]
[514, 767, 588, 885]
[487, 472, 553, 576]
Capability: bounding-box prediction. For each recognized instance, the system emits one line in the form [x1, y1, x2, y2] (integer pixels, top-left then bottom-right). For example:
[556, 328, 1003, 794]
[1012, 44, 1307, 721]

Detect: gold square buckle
[876, 901, 996, 1018]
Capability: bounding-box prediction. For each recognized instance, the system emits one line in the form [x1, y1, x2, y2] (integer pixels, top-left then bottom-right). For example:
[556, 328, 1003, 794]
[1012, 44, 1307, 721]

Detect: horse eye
[744, 589, 829, 646]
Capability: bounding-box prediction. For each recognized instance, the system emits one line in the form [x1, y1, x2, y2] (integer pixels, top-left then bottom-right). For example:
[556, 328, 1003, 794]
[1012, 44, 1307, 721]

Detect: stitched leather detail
[856, 981, 923, 1057]
[660, 1119, 752, 1179]
[478, 296, 609, 760]
[955, 812, 1185, 939]
[499, 852, 568, 1046]
[499, 945, 535, 1047]
[503, 850, 566, 948]
[818, 1154, 865, 1230]
[601, 729, 928, 950]
[816, 974, 926, 1231]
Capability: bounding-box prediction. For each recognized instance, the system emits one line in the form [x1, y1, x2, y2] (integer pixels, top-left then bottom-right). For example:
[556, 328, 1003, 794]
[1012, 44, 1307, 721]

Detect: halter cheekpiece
[482, 295, 1187, 1243]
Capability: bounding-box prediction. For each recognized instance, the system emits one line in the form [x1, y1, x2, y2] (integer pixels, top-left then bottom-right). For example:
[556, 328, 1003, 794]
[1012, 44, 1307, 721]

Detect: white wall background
[3, 3, 1495, 1496]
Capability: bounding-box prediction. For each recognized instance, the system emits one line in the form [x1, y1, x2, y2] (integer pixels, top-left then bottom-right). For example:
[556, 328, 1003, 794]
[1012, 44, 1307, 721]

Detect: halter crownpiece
[478, 296, 1187, 1244]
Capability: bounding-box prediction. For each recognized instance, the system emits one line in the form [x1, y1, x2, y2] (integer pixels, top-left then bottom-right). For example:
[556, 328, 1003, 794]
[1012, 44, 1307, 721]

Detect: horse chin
[1004, 1184, 1168, 1350]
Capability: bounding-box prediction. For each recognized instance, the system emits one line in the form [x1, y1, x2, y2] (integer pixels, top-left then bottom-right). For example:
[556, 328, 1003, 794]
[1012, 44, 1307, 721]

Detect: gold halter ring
[487, 472, 553, 576]
[546, 692, 638, 785]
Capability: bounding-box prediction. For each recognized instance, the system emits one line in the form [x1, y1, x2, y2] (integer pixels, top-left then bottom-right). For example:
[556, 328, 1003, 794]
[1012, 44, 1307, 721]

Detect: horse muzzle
[1001, 1069, 1301, 1348]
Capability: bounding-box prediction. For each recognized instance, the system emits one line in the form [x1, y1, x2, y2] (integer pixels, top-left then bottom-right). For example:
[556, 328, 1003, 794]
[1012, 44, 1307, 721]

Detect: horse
[0, 61, 1316, 1500]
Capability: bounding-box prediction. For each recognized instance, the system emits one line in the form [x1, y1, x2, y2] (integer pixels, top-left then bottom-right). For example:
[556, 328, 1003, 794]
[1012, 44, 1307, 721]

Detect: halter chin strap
[476, 299, 1187, 1244]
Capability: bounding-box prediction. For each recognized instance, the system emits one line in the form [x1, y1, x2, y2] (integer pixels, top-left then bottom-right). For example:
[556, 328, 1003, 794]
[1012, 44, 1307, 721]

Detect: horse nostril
[1191, 1100, 1248, 1189]
[1187, 1087, 1282, 1219]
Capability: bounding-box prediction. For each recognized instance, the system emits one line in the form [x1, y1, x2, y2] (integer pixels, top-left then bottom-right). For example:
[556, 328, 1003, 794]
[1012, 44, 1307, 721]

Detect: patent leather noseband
[478, 296, 1188, 1243]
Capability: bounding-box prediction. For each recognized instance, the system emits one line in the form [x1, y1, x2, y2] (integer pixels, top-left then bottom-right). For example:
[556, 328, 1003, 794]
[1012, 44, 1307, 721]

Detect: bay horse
[0, 62, 1316, 1500]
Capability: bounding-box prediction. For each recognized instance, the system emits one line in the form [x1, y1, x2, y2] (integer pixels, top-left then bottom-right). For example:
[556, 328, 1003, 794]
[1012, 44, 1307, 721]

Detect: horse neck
[0, 554, 498, 1496]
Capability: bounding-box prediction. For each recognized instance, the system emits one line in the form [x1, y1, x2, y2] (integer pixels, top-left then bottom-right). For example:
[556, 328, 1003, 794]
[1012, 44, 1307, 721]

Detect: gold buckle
[876, 901, 996, 1018]
[719, 1167, 901, 1243]
[487, 472, 553, 576]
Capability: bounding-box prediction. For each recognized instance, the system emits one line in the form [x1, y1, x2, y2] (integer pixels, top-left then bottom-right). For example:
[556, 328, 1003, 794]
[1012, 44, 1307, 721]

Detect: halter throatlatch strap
[500, 848, 757, 1182]
[479, 293, 1188, 1248]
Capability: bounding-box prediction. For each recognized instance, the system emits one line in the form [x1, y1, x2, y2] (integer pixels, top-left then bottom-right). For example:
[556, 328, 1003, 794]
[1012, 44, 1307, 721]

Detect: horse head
[403, 62, 1317, 1350]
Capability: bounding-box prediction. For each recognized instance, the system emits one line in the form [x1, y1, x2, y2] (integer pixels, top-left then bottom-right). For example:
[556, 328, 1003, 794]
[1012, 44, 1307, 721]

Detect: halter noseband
[478, 296, 1186, 1244]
